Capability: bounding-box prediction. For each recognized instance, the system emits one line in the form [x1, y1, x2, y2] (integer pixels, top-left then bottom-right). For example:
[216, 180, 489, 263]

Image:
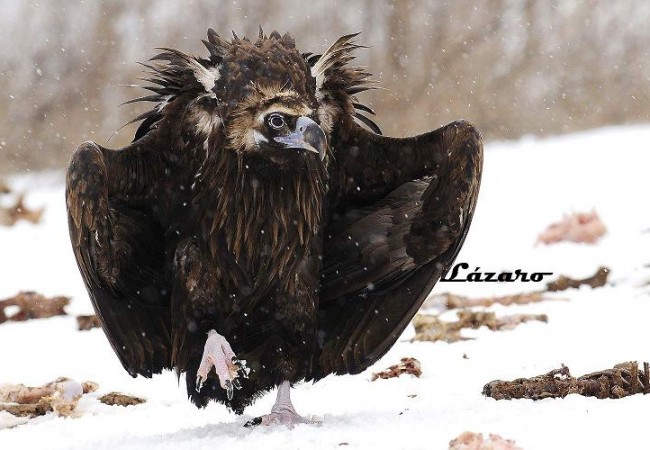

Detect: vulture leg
[195, 330, 249, 398]
[244, 381, 313, 428]
[172, 239, 253, 409]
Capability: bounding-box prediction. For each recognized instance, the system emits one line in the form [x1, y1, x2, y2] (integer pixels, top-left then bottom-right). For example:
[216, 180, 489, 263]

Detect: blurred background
[1, 0, 649, 173]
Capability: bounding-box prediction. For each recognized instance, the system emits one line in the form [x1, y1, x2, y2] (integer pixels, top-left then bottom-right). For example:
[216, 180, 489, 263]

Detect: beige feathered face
[225, 85, 326, 164]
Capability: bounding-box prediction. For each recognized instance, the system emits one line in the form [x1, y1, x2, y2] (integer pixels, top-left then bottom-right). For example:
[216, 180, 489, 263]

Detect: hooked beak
[273, 116, 327, 161]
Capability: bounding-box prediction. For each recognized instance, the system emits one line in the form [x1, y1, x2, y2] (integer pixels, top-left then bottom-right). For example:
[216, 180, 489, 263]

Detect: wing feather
[314, 120, 483, 377]
[66, 138, 176, 377]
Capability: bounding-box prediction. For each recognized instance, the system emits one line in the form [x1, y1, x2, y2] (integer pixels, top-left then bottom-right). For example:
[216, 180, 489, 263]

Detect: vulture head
[130, 29, 379, 174]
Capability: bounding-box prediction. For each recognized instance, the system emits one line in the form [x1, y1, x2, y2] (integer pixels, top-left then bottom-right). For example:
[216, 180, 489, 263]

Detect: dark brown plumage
[65, 29, 483, 419]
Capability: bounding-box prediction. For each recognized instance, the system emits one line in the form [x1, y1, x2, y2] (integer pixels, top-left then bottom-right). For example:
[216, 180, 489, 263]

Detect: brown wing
[66, 135, 176, 377]
[313, 120, 483, 378]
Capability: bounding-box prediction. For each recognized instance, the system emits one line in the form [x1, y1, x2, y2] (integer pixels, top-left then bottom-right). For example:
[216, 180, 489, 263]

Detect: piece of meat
[536, 211, 606, 245]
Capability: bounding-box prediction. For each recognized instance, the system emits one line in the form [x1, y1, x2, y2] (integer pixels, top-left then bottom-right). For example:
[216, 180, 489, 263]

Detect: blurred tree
[0, 0, 648, 173]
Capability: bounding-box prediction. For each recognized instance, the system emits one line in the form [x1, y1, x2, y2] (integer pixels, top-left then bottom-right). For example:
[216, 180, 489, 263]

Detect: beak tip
[273, 116, 328, 162]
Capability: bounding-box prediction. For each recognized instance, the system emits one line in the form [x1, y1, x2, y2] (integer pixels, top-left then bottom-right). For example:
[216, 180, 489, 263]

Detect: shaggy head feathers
[128, 28, 380, 141]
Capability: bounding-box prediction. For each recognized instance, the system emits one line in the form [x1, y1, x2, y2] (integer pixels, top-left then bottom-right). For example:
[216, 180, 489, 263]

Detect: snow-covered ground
[1, 126, 649, 449]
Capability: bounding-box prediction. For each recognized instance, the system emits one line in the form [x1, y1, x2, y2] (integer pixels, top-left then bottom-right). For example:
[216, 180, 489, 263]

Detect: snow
[1, 125, 649, 449]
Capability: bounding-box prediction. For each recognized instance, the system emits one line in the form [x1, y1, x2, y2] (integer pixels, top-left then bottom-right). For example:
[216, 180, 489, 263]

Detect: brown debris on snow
[76, 314, 101, 331]
[0, 180, 10, 194]
[536, 210, 606, 245]
[0, 401, 51, 418]
[0, 193, 44, 226]
[412, 311, 548, 343]
[546, 266, 609, 291]
[422, 266, 609, 314]
[483, 361, 650, 400]
[371, 357, 422, 381]
[449, 432, 523, 450]
[98, 392, 146, 407]
[0, 377, 98, 419]
[0, 291, 69, 324]
[425, 291, 559, 310]
[412, 313, 469, 343]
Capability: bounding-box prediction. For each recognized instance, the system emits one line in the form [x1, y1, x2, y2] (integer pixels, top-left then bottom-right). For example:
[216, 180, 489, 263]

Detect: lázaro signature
[441, 263, 553, 282]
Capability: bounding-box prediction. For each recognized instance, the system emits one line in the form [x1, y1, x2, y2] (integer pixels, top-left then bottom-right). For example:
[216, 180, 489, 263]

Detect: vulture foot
[244, 381, 318, 428]
[195, 329, 249, 399]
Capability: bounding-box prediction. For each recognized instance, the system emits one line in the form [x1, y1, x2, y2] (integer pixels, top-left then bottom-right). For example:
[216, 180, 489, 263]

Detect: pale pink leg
[195, 330, 249, 400]
[245, 381, 316, 428]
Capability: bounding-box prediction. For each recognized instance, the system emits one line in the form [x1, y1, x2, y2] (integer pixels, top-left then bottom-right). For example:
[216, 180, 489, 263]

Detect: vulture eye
[267, 113, 286, 130]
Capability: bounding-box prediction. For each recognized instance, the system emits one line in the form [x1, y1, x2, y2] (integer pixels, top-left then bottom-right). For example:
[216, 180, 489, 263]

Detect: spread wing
[66, 43, 226, 377]
[314, 119, 483, 377]
[66, 128, 178, 377]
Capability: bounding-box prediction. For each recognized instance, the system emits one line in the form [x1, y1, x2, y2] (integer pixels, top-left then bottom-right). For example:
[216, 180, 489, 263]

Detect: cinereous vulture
[66, 29, 482, 426]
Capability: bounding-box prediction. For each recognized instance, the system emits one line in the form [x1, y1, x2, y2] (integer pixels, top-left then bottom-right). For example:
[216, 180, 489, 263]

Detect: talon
[196, 330, 243, 400]
[233, 357, 248, 370]
[237, 362, 251, 379]
[225, 380, 234, 400]
[244, 417, 262, 428]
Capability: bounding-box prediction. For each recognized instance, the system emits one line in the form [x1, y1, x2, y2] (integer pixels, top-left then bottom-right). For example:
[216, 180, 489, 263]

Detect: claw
[233, 358, 251, 378]
[244, 417, 262, 428]
[224, 380, 234, 400]
[197, 330, 245, 400]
